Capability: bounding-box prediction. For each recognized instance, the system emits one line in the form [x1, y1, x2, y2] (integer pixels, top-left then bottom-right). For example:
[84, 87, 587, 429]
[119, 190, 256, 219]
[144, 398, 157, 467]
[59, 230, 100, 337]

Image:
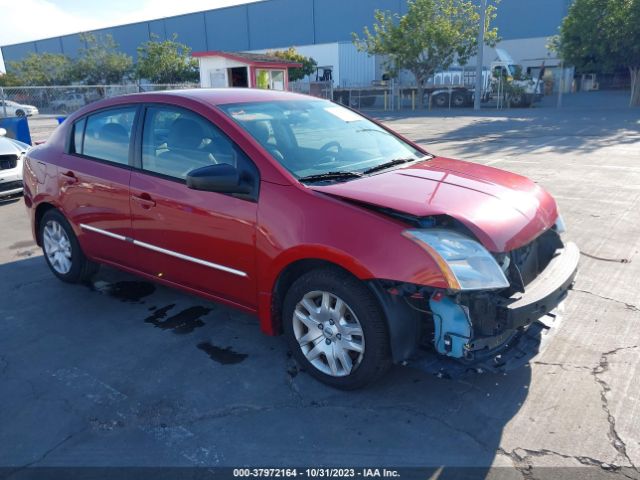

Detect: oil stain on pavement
[107, 281, 156, 302]
[89, 280, 156, 303]
[144, 304, 211, 334]
[197, 342, 248, 365]
[8, 240, 36, 250]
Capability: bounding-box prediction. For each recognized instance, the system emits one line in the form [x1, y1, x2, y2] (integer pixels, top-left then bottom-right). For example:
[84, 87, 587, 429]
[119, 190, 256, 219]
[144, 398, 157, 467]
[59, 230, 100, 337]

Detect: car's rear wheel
[283, 268, 391, 389]
[40, 209, 98, 283]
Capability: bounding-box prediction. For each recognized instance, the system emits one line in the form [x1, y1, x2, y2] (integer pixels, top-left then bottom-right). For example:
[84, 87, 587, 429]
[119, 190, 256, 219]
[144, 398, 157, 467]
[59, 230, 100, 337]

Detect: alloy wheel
[43, 219, 73, 274]
[292, 291, 365, 377]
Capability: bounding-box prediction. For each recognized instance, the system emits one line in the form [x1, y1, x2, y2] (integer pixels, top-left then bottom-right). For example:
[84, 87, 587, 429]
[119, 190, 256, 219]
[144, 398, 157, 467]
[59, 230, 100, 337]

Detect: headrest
[167, 117, 204, 151]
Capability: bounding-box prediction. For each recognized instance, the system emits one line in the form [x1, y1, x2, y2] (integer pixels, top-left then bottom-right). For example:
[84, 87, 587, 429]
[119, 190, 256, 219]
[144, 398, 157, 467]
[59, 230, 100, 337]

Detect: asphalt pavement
[1, 94, 639, 479]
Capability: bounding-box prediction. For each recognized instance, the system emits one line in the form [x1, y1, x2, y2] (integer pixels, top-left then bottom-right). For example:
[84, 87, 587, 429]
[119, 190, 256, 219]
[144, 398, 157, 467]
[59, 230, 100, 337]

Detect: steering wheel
[319, 141, 342, 163]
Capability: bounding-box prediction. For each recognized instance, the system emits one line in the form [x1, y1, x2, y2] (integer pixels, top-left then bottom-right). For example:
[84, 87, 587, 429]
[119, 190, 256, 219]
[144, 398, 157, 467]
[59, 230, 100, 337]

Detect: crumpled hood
[310, 157, 558, 252]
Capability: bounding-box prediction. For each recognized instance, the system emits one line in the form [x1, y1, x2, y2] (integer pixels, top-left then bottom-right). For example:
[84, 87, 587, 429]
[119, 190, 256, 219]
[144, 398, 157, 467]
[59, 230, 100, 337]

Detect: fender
[367, 280, 424, 362]
[257, 244, 375, 335]
[258, 245, 429, 363]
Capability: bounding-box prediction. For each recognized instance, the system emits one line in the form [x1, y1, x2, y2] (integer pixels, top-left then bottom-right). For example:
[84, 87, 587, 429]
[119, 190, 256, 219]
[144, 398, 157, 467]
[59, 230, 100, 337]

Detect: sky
[0, 0, 261, 72]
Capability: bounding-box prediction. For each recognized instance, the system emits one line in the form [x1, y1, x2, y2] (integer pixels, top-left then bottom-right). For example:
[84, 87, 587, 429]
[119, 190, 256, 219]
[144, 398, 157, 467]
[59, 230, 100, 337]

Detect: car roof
[118, 88, 317, 106]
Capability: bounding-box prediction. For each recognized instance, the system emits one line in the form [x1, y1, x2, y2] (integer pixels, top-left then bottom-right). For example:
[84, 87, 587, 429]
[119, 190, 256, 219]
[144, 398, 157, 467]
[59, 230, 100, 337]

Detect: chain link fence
[0, 84, 199, 117]
[0, 79, 555, 120]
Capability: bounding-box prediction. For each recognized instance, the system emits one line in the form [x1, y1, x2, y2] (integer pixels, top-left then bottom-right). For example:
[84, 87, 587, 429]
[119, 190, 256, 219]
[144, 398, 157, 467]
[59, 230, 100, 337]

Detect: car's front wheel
[283, 268, 391, 389]
[40, 209, 98, 283]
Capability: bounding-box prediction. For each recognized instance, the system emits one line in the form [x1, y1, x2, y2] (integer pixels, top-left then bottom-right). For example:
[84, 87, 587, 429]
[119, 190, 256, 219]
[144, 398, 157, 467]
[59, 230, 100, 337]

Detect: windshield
[220, 100, 426, 180]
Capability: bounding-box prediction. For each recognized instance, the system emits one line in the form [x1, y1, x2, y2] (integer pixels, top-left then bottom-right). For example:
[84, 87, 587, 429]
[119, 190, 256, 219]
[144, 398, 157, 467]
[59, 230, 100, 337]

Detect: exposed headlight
[403, 229, 510, 291]
[554, 214, 566, 234]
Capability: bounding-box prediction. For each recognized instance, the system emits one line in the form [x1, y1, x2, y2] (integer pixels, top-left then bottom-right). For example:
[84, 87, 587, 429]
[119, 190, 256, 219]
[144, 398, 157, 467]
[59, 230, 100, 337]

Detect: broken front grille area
[493, 228, 564, 293]
[467, 228, 564, 338]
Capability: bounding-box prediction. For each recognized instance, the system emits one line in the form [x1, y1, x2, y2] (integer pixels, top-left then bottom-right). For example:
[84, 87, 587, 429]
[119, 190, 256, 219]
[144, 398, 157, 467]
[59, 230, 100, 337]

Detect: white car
[50, 93, 86, 112]
[0, 128, 29, 198]
[0, 100, 39, 117]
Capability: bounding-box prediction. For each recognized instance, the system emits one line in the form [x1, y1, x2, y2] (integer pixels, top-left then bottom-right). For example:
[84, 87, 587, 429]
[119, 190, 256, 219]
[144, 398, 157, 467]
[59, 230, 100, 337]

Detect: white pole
[0, 87, 7, 118]
[474, 0, 487, 111]
[557, 60, 564, 108]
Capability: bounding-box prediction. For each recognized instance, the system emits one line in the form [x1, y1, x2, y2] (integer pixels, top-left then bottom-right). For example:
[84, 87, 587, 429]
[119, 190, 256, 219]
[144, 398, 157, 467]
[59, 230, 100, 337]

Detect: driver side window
[141, 106, 239, 180]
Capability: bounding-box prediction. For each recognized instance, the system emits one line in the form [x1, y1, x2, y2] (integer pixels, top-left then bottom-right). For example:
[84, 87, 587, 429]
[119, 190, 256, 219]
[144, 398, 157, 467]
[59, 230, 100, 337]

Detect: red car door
[57, 106, 138, 266]
[129, 105, 258, 309]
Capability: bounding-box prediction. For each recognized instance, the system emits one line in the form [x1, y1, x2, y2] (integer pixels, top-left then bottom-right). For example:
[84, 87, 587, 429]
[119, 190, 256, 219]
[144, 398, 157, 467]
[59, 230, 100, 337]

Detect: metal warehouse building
[0, 0, 573, 88]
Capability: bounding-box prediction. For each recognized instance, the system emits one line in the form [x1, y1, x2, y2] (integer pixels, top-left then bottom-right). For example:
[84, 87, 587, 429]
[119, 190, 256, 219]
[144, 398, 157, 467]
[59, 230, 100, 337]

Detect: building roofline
[192, 50, 302, 68]
[0, 0, 269, 49]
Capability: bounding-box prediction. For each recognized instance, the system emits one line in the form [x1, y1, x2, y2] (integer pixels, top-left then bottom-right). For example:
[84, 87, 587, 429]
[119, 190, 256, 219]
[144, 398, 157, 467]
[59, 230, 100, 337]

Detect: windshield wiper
[297, 171, 364, 183]
[363, 158, 416, 174]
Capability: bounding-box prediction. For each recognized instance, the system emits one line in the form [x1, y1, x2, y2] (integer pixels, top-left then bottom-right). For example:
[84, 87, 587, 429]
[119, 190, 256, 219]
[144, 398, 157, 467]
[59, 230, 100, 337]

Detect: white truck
[331, 49, 543, 109]
[427, 49, 544, 108]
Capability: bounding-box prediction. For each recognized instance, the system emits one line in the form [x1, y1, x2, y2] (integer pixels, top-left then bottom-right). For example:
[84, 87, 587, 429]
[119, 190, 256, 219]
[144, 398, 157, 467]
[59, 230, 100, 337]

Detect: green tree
[256, 70, 270, 89]
[557, 0, 640, 106]
[73, 33, 133, 85]
[135, 34, 199, 84]
[0, 71, 24, 87]
[270, 47, 317, 82]
[353, 0, 499, 107]
[6, 52, 73, 86]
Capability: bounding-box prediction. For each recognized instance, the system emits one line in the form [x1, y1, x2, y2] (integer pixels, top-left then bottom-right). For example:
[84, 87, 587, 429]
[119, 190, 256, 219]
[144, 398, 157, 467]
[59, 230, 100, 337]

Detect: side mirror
[186, 163, 252, 195]
[0, 128, 6, 137]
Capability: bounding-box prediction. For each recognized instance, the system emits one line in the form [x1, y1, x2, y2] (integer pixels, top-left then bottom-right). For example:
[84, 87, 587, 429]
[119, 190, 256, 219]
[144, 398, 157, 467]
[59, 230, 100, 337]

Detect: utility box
[193, 51, 301, 90]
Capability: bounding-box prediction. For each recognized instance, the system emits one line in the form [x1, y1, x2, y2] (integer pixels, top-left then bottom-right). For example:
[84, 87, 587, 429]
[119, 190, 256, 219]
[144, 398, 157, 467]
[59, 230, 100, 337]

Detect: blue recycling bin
[0, 116, 32, 145]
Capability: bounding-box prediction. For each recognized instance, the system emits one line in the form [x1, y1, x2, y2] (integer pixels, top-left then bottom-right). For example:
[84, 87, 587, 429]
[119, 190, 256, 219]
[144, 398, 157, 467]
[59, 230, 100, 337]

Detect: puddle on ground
[145, 305, 210, 334]
[197, 341, 248, 365]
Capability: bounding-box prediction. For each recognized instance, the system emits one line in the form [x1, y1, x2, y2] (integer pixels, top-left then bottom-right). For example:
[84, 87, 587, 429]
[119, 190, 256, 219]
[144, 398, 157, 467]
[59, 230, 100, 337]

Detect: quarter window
[82, 107, 136, 165]
[70, 118, 85, 154]
[141, 106, 249, 180]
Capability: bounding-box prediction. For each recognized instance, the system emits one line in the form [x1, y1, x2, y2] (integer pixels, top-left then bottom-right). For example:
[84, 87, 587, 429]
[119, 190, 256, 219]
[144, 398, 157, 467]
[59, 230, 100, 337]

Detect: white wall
[468, 36, 561, 69]
[198, 56, 249, 88]
[245, 36, 561, 88]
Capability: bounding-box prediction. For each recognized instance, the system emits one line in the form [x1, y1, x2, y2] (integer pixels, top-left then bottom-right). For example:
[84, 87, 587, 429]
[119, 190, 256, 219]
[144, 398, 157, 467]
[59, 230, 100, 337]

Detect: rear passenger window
[82, 107, 136, 165]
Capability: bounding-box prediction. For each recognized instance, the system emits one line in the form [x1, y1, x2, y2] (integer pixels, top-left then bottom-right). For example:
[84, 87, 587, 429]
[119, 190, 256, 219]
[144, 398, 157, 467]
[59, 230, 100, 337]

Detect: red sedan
[23, 89, 578, 389]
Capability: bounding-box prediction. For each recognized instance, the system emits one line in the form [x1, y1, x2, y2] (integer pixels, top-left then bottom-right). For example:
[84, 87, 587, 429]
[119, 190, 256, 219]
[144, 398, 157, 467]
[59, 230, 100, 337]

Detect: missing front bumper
[413, 242, 579, 377]
[411, 307, 564, 378]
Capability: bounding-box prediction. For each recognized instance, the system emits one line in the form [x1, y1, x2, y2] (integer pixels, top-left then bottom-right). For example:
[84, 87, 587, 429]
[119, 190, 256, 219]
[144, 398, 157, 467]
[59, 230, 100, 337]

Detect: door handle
[60, 171, 78, 184]
[131, 193, 156, 208]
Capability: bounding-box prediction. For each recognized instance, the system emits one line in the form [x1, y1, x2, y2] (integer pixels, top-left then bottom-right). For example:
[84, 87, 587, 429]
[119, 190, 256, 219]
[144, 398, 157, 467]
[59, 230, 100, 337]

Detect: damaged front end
[372, 218, 579, 376]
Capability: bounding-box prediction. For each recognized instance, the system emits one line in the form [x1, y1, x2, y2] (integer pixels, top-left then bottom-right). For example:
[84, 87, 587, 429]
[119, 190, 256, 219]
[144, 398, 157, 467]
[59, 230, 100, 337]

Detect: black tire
[283, 267, 391, 389]
[452, 91, 467, 107]
[16, 110, 25, 117]
[40, 209, 99, 283]
[510, 93, 529, 108]
[433, 93, 449, 108]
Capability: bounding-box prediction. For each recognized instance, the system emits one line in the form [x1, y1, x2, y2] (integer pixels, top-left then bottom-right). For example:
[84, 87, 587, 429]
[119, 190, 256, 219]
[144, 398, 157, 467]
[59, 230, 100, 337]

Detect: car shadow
[0, 255, 529, 474]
